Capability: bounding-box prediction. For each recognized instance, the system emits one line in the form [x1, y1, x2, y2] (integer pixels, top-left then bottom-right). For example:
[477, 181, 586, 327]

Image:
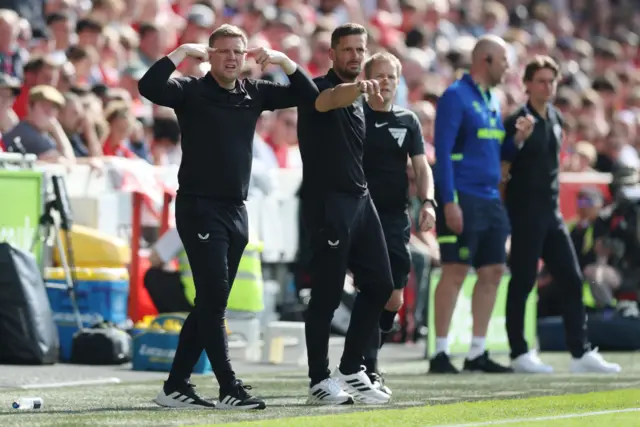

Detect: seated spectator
[13, 55, 61, 119]
[264, 108, 301, 169]
[58, 91, 103, 157]
[3, 84, 76, 163]
[0, 72, 20, 135]
[102, 100, 139, 159]
[0, 9, 26, 80]
[562, 140, 598, 172]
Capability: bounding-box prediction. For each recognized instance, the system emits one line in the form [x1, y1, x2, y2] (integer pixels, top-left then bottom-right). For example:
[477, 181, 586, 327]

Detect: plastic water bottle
[12, 397, 43, 410]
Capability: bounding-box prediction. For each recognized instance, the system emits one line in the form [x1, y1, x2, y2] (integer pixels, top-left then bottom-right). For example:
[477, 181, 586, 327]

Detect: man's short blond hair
[208, 24, 248, 48]
[364, 52, 403, 79]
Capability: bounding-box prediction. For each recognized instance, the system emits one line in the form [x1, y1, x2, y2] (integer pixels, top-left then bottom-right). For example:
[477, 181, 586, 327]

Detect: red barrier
[128, 191, 173, 322]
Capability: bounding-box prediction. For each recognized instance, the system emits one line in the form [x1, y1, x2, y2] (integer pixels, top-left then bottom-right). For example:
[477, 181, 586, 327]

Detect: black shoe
[154, 381, 215, 408]
[218, 379, 266, 410]
[428, 352, 460, 374]
[366, 371, 392, 395]
[463, 351, 514, 373]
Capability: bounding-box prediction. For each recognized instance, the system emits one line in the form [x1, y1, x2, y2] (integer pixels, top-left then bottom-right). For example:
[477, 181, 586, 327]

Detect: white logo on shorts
[198, 233, 210, 241]
[328, 240, 340, 248]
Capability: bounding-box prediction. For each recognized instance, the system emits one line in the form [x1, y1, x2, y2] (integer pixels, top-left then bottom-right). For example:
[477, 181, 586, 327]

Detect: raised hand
[247, 47, 290, 71]
[180, 44, 211, 61]
[514, 114, 535, 144]
[358, 79, 383, 104]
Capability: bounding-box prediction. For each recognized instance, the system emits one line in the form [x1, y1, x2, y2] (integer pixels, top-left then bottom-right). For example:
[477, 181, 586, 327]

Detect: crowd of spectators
[1, 0, 639, 319]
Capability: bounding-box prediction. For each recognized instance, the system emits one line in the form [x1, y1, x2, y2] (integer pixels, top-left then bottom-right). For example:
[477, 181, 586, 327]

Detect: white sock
[435, 337, 449, 355]
[467, 336, 486, 360]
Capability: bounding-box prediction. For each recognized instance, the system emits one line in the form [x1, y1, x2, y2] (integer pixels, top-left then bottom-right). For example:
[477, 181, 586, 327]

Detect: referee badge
[553, 124, 562, 141]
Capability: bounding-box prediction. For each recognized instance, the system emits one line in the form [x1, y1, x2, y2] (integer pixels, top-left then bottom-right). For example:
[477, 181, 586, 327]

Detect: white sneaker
[366, 370, 392, 395]
[511, 351, 554, 373]
[570, 348, 622, 373]
[307, 378, 354, 405]
[332, 367, 391, 404]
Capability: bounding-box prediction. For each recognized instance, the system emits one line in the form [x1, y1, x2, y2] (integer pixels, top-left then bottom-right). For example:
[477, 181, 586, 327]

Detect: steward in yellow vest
[146, 228, 264, 313]
[180, 231, 264, 312]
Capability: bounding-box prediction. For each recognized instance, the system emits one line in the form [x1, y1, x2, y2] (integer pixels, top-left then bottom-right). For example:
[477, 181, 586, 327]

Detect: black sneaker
[218, 379, 266, 410]
[367, 371, 392, 396]
[428, 352, 460, 374]
[154, 381, 215, 408]
[463, 351, 514, 373]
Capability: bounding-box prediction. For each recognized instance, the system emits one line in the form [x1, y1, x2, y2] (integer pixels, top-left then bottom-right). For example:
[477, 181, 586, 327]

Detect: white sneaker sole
[570, 364, 621, 374]
[153, 392, 214, 409]
[337, 381, 390, 404]
[216, 402, 265, 410]
[512, 366, 554, 374]
[306, 395, 355, 406]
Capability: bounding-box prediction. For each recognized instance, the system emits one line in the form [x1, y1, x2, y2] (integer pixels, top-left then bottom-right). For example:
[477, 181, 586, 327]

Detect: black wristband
[422, 198, 437, 208]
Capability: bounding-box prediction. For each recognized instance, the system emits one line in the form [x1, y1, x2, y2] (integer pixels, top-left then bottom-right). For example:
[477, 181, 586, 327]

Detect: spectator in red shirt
[0, 72, 20, 135]
[13, 55, 61, 119]
[102, 100, 137, 159]
[264, 108, 301, 169]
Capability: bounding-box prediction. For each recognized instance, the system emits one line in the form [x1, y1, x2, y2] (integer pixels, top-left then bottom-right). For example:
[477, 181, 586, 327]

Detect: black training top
[138, 56, 318, 201]
[363, 103, 425, 214]
[502, 102, 564, 208]
[297, 69, 368, 197]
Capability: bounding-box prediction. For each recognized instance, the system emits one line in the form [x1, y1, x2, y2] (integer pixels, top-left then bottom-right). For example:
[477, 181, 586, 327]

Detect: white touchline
[428, 408, 640, 427]
[20, 377, 122, 389]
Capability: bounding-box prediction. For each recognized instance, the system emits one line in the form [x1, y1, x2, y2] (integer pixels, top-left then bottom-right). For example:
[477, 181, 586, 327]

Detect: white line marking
[430, 408, 640, 427]
[20, 377, 122, 389]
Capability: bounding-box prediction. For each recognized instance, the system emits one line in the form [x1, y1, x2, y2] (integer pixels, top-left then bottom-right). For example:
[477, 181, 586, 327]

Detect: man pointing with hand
[139, 24, 318, 410]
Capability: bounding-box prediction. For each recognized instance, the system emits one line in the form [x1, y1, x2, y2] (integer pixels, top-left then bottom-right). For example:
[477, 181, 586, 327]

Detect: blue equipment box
[132, 313, 211, 374]
[45, 268, 129, 361]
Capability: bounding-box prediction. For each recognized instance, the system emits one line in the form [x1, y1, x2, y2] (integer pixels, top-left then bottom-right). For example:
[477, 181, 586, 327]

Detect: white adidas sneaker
[153, 382, 215, 409]
[307, 378, 355, 405]
[570, 348, 622, 373]
[332, 367, 391, 404]
[511, 350, 554, 374]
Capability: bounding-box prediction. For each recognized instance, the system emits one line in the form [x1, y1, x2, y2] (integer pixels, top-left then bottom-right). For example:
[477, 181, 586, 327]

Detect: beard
[335, 64, 361, 81]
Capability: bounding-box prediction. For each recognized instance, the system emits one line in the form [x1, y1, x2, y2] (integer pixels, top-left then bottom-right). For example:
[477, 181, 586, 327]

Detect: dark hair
[330, 23, 367, 49]
[138, 22, 159, 39]
[523, 55, 560, 82]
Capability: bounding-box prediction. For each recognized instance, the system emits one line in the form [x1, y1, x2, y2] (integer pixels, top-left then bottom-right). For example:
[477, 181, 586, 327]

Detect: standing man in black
[360, 52, 436, 395]
[138, 24, 318, 410]
[298, 23, 394, 405]
[502, 55, 621, 374]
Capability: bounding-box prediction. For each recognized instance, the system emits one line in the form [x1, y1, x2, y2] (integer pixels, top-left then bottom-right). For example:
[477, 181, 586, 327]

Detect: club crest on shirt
[388, 127, 407, 147]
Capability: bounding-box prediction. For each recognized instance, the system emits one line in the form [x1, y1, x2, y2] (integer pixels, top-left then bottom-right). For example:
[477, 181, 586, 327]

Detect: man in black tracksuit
[360, 52, 436, 395]
[502, 55, 620, 374]
[297, 23, 394, 405]
[138, 25, 318, 409]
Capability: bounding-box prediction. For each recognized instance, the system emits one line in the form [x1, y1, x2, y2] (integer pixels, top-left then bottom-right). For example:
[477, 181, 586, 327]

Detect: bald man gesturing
[430, 35, 513, 374]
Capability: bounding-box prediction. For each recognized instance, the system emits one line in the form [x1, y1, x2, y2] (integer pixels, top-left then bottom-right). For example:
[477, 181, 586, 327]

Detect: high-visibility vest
[566, 219, 614, 308]
[178, 233, 264, 313]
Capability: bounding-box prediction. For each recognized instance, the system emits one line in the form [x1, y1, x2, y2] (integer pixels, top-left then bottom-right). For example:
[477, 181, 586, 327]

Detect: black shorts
[435, 191, 510, 268]
[379, 211, 412, 290]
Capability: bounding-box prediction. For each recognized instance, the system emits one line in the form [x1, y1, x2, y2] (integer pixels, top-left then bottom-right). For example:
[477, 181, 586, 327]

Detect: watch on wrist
[422, 198, 437, 208]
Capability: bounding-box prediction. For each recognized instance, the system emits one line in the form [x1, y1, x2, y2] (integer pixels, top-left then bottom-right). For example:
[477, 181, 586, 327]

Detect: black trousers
[506, 203, 590, 359]
[302, 192, 393, 385]
[168, 194, 248, 391]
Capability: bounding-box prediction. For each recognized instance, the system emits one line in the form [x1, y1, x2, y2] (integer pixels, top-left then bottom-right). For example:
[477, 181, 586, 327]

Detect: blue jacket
[434, 73, 505, 204]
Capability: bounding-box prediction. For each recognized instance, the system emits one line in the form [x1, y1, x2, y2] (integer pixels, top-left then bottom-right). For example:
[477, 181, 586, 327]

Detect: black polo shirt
[138, 56, 317, 201]
[297, 69, 367, 197]
[503, 102, 564, 208]
[363, 103, 424, 213]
